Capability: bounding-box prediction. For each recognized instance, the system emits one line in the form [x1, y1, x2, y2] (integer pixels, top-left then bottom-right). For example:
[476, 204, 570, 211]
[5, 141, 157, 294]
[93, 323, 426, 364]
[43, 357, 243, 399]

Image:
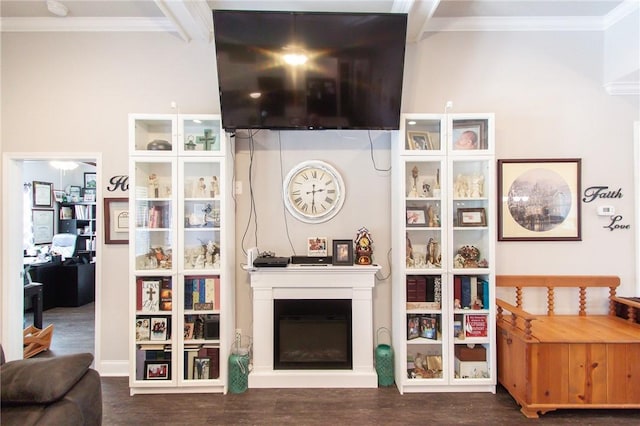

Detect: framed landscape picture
[498, 158, 581, 241]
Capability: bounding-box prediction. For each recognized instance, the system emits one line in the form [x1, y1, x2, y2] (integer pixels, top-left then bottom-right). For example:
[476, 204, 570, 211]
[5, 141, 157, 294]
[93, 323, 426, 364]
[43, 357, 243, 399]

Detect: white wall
[2, 28, 638, 371]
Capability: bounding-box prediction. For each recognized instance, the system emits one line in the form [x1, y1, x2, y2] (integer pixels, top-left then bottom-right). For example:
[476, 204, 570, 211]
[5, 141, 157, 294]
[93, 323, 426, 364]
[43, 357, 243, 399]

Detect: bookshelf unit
[58, 201, 96, 259]
[128, 113, 234, 394]
[392, 113, 496, 393]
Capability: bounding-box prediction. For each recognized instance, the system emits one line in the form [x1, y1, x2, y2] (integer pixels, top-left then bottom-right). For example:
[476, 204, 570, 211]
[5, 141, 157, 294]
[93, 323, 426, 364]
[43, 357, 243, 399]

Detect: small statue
[210, 176, 219, 198]
[355, 227, 373, 265]
[408, 166, 419, 198]
[148, 173, 159, 198]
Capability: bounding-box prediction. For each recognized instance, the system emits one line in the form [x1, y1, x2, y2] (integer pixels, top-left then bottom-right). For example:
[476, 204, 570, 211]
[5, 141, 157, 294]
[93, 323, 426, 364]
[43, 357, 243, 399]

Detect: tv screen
[212, 10, 407, 131]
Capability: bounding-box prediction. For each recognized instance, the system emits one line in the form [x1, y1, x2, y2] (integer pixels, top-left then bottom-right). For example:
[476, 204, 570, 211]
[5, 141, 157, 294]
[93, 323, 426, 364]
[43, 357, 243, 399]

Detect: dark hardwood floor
[23, 304, 640, 424]
[25, 302, 95, 358]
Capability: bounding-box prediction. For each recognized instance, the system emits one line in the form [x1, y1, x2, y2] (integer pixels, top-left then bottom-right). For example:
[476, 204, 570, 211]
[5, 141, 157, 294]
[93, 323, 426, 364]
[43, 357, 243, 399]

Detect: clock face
[283, 160, 345, 223]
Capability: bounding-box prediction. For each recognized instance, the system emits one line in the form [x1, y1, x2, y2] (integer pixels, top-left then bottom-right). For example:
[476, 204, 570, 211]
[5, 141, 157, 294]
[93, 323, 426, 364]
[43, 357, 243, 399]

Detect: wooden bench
[495, 275, 640, 418]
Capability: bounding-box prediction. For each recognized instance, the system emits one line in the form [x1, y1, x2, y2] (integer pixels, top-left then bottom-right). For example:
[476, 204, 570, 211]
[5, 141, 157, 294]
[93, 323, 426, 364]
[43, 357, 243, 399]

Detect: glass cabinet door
[403, 117, 443, 154]
[179, 115, 223, 155]
[132, 159, 176, 272]
[179, 159, 222, 272]
[130, 114, 177, 155]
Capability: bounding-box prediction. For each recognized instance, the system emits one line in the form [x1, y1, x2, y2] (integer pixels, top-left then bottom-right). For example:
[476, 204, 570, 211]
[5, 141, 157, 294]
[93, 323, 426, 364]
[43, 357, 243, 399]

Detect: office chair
[50, 233, 78, 259]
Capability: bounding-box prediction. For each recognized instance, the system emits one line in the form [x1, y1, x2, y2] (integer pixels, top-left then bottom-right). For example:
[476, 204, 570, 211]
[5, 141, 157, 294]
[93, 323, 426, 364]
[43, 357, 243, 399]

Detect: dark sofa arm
[1, 353, 93, 404]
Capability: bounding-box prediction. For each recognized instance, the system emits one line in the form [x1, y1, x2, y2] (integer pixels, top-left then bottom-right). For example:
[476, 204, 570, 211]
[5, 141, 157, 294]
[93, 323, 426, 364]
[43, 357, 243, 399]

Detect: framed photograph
[406, 207, 427, 226]
[144, 360, 171, 380]
[193, 357, 211, 380]
[32, 209, 54, 244]
[498, 158, 581, 241]
[407, 131, 433, 150]
[84, 172, 97, 189]
[135, 318, 150, 341]
[307, 237, 328, 257]
[452, 120, 487, 151]
[150, 317, 168, 341]
[83, 187, 96, 202]
[457, 208, 487, 227]
[53, 189, 65, 203]
[32, 181, 53, 208]
[68, 185, 82, 202]
[104, 197, 128, 244]
[332, 239, 353, 266]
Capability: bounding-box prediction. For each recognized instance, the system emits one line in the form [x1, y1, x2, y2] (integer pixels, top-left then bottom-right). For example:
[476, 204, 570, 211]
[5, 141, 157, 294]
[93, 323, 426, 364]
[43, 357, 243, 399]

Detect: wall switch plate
[597, 205, 615, 216]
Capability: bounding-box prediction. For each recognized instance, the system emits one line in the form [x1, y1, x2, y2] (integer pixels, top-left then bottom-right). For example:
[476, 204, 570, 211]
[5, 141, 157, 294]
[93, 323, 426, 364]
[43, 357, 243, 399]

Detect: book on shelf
[138, 279, 160, 312]
[160, 279, 172, 311]
[137, 277, 171, 312]
[406, 301, 441, 310]
[464, 314, 488, 338]
[406, 275, 441, 308]
[454, 276, 488, 309]
[184, 276, 220, 310]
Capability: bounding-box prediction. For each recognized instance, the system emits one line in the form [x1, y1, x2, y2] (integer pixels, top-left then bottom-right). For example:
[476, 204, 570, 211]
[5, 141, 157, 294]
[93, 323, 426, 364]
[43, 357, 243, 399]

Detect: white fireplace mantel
[247, 265, 380, 388]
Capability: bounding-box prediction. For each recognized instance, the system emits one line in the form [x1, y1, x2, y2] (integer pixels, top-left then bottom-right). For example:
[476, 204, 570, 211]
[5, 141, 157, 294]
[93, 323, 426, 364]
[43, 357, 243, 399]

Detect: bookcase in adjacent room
[392, 113, 496, 393]
[128, 113, 234, 394]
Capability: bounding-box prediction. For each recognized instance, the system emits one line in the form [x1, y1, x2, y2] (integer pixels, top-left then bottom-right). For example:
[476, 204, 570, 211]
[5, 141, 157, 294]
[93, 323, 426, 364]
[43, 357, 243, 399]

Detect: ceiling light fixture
[50, 161, 78, 171]
[46, 0, 68, 17]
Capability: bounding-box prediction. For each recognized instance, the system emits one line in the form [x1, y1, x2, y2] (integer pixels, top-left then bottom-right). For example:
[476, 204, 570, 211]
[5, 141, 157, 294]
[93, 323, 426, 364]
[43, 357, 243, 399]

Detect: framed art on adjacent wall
[32, 181, 53, 208]
[104, 197, 129, 244]
[498, 158, 581, 241]
[32, 209, 54, 244]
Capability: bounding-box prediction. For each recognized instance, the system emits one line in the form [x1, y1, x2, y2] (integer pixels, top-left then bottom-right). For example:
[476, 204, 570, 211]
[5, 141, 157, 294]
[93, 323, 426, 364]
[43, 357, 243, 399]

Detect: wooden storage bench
[495, 275, 640, 418]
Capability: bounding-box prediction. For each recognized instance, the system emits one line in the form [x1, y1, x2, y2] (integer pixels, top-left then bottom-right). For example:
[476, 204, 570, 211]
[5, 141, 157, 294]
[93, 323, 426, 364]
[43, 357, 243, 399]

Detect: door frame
[2, 152, 102, 364]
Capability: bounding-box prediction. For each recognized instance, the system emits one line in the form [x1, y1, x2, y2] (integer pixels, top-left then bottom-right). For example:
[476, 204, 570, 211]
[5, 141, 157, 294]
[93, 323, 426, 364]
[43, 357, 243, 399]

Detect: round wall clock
[283, 160, 346, 224]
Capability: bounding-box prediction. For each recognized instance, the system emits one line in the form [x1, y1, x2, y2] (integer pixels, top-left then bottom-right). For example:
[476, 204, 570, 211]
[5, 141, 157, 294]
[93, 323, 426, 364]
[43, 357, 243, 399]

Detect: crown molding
[423, 16, 606, 32]
[604, 81, 640, 96]
[0, 17, 174, 33]
[603, 0, 640, 30]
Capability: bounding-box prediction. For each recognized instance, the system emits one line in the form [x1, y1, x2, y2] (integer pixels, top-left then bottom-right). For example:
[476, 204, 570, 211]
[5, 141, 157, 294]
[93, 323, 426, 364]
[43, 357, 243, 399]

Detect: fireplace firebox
[274, 299, 352, 370]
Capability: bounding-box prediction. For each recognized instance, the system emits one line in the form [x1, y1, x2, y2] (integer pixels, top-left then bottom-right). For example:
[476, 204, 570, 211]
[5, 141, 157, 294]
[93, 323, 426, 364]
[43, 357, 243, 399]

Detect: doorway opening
[2, 153, 101, 362]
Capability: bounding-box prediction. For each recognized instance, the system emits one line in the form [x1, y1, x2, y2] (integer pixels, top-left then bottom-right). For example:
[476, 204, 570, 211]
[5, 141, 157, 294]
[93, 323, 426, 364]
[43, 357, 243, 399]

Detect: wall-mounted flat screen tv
[212, 10, 407, 131]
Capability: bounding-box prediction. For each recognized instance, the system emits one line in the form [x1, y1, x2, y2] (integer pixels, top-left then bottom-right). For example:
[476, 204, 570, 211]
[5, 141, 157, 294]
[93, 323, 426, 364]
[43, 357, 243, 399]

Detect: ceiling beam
[154, 0, 213, 43]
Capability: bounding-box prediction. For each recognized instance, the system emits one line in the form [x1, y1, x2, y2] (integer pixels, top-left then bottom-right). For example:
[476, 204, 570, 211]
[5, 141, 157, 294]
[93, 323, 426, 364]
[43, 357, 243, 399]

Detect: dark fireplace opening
[274, 299, 352, 370]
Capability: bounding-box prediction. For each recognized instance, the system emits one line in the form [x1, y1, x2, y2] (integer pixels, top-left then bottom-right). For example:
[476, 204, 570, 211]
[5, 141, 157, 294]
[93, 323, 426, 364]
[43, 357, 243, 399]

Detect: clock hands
[306, 184, 326, 214]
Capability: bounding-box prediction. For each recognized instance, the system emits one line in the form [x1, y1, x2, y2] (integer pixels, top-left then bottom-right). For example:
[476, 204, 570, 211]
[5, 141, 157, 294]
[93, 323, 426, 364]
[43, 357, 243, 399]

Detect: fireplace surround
[247, 265, 380, 388]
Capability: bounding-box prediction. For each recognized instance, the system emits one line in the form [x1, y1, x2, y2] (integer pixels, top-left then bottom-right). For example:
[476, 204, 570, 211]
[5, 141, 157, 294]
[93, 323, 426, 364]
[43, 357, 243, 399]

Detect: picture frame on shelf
[307, 237, 328, 257]
[104, 197, 128, 244]
[135, 318, 150, 341]
[184, 322, 194, 340]
[498, 158, 581, 241]
[144, 360, 170, 380]
[32, 181, 53, 208]
[68, 185, 82, 202]
[32, 209, 54, 244]
[53, 189, 65, 203]
[452, 119, 487, 151]
[84, 172, 97, 189]
[150, 317, 168, 341]
[193, 357, 211, 380]
[457, 208, 487, 227]
[83, 187, 96, 202]
[332, 239, 353, 266]
[406, 207, 427, 227]
[406, 131, 433, 150]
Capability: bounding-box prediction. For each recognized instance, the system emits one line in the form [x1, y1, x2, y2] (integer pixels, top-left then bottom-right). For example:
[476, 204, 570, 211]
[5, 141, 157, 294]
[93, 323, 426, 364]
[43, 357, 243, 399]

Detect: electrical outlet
[235, 328, 242, 338]
[235, 181, 243, 195]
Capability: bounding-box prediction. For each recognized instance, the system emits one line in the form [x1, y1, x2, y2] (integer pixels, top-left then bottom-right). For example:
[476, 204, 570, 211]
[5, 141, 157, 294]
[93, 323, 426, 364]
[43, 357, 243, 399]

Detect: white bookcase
[392, 113, 496, 393]
[128, 113, 235, 394]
